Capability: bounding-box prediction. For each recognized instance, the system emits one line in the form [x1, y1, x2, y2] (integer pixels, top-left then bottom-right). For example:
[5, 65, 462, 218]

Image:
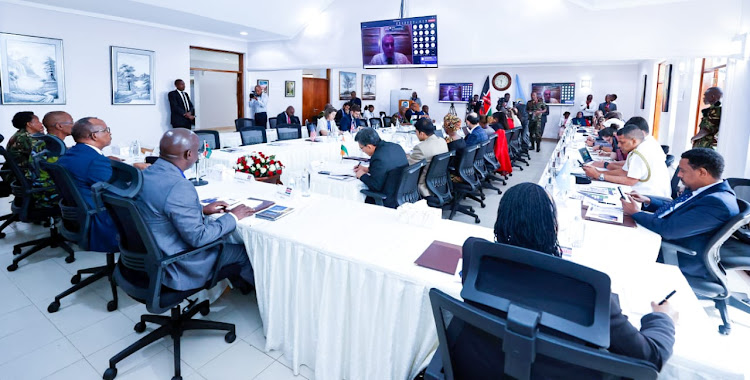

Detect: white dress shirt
[250, 92, 269, 114]
[662, 180, 723, 216]
[623, 140, 671, 198]
[580, 102, 597, 117]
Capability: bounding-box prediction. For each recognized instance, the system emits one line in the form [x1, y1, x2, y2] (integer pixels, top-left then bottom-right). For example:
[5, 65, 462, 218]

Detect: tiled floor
[2, 139, 750, 379]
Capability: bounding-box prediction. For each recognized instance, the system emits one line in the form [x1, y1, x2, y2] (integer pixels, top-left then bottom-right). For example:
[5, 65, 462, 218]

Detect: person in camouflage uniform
[691, 87, 722, 149]
[2, 112, 44, 183]
[526, 92, 547, 152]
[26, 111, 74, 208]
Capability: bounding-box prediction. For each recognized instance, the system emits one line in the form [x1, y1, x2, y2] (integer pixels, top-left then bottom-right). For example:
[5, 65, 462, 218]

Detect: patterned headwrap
[443, 114, 461, 132]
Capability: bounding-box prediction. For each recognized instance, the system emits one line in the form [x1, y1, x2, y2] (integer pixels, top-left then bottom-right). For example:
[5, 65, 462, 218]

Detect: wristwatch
[603, 162, 609, 169]
[599, 174, 605, 181]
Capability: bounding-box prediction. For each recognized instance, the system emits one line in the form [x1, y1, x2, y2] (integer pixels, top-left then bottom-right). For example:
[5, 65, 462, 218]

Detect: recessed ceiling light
[240, 31, 248, 36]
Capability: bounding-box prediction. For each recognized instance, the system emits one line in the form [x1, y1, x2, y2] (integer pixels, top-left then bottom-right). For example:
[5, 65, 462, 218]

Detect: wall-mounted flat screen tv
[530, 82, 576, 105]
[438, 83, 473, 103]
[361, 15, 438, 69]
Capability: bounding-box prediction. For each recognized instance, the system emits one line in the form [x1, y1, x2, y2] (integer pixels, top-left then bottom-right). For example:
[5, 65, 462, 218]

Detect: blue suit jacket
[135, 159, 237, 290]
[633, 180, 739, 279]
[359, 140, 408, 208]
[464, 126, 488, 147]
[58, 144, 118, 252]
[449, 237, 675, 378]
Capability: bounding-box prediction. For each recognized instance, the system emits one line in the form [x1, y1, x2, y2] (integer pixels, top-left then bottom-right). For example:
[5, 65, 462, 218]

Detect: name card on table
[234, 172, 255, 182]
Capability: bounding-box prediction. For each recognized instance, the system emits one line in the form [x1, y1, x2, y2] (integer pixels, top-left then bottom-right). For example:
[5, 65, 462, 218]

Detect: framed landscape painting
[285, 80, 295, 97]
[0, 33, 66, 104]
[339, 71, 356, 100]
[111, 46, 155, 105]
[257, 79, 269, 94]
[362, 73, 376, 100]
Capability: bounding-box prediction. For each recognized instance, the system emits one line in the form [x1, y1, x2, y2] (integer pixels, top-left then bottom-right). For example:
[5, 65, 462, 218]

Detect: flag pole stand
[190, 159, 208, 187]
[449, 103, 457, 116]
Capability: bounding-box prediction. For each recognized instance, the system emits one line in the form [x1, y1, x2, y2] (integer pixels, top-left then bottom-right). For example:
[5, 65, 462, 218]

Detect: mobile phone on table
[617, 186, 625, 199]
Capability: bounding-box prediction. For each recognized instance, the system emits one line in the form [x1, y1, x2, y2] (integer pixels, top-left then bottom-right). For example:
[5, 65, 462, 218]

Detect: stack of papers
[585, 205, 624, 224]
[255, 205, 294, 221]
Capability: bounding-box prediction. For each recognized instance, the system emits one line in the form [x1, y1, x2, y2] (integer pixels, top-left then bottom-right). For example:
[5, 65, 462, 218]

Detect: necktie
[655, 189, 693, 218]
[387, 57, 393, 64]
[181, 92, 190, 112]
[327, 120, 331, 131]
[286, 114, 290, 124]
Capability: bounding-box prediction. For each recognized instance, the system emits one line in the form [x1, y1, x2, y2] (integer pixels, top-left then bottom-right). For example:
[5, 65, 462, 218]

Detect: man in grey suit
[135, 129, 255, 291]
[408, 118, 448, 197]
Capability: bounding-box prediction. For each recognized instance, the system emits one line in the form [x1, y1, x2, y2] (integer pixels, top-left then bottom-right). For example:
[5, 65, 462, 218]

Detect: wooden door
[303, 78, 329, 124]
[652, 63, 665, 139]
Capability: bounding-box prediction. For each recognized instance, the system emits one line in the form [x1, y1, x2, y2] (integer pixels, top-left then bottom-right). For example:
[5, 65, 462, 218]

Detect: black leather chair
[728, 178, 750, 242]
[361, 160, 425, 208]
[269, 118, 277, 129]
[426, 240, 658, 380]
[448, 144, 481, 223]
[424, 151, 455, 210]
[661, 145, 670, 155]
[369, 118, 382, 129]
[665, 154, 675, 168]
[43, 159, 119, 313]
[240, 127, 267, 146]
[0, 134, 17, 239]
[275, 124, 302, 141]
[195, 130, 220, 150]
[482, 134, 506, 186]
[234, 118, 254, 132]
[3, 135, 74, 271]
[660, 199, 750, 334]
[718, 179, 750, 317]
[383, 116, 392, 127]
[476, 138, 502, 195]
[97, 162, 236, 380]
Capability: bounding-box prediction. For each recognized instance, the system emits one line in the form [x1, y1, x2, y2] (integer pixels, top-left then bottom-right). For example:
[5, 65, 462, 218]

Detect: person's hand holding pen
[203, 201, 229, 215]
[651, 290, 679, 322]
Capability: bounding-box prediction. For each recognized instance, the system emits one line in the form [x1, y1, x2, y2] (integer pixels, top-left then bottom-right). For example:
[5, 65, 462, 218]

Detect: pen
[617, 186, 625, 199]
[658, 290, 676, 305]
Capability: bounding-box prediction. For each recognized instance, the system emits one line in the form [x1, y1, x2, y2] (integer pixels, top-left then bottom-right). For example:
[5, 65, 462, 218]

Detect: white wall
[245, 69, 303, 125]
[399, 64, 639, 139]
[0, 2, 248, 148]
[633, 60, 659, 128]
[193, 70, 238, 129]
[328, 68, 401, 116]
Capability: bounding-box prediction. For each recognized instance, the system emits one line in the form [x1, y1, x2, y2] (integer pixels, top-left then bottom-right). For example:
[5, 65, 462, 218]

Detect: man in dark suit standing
[354, 127, 408, 208]
[275, 106, 300, 126]
[598, 94, 618, 114]
[58, 117, 149, 252]
[168, 79, 195, 129]
[623, 148, 739, 279]
[135, 129, 255, 291]
[349, 91, 362, 108]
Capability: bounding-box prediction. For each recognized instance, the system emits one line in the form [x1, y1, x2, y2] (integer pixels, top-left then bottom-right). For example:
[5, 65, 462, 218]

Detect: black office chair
[379, 111, 386, 118]
[434, 129, 444, 139]
[660, 199, 750, 335]
[506, 129, 525, 172]
[269, 118, 277, 129]
[234, 118, 254, 132]
[195, 130, 220, 150]
[661, 145, 670, 155]
[483, 134, 506, 186]
[0, 134, 18, 238]
[383, 116, 392, 127]
[728, 178, 750, 242]
[448, 145, 481, 223]
[3, 136, 74, 271]
[477, 138, 502, 194]
[306, 122, 317, 136]
[424, 151, 455, 210]
[665, 154, 675, 168]
[718, 179, 750, 316]
[369, 118, 382, 129]
[98, 163, 236, 380]
[43, 158, 119, 312]
[361, 160, 425, 208]
[426, 239, 658, 380]
[275, 124, 302, 141]
[670, 167, 682, 200]
[239, 127, 267, 146]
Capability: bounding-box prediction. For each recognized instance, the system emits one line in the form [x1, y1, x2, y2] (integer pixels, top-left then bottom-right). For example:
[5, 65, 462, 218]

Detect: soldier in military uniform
[26, 111, 74, 208]
[691, 87, 722, 149]
[526, 92, 547, 152]
[2, 112, 44, 183]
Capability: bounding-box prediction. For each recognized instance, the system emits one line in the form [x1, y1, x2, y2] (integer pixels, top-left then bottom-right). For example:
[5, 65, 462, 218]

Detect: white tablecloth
[218, 128, 311, 148]
[309, 160, 367, 202]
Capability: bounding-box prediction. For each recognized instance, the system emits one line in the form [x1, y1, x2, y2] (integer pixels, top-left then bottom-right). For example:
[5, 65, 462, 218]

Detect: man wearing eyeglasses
[58, 117, 148, 252]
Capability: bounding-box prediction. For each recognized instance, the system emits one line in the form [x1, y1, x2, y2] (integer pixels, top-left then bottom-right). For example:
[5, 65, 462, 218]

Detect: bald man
[25, 111, 74, 208]
[134, 129, 255, 291]
[691, 87, 723, 148]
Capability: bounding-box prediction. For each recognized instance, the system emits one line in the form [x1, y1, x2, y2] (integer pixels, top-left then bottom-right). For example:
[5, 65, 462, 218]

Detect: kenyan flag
[480, 76, 491, 117]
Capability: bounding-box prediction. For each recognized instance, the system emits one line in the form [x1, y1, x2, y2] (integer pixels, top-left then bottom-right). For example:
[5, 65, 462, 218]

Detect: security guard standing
[691, 87, 722, 148]
[526, 92, 547, 152]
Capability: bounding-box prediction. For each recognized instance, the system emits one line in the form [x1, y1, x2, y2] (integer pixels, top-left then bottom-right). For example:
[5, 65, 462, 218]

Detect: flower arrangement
[235, 152, 284, 178]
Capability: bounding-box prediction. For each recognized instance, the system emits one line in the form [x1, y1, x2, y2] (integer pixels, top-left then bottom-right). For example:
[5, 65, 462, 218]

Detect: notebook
[581, 205, 636, 228]
[414, 241, 463, 275]
[255, 205, 294, 221]
[227, 197, 275, 213]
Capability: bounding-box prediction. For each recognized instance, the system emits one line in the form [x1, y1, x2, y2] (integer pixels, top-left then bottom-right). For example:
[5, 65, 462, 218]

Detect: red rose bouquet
[235, 152, 284, 178]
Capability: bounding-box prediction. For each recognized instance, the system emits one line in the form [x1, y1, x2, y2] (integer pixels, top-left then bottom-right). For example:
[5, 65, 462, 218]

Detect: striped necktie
[655, 189, 693, 218]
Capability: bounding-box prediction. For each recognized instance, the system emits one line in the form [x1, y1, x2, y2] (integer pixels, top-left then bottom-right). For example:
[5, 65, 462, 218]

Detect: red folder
[414, 241, 463, 274]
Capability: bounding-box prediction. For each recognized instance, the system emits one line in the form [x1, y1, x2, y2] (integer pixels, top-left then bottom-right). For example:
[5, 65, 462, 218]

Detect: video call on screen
[361, 15, 438, 68]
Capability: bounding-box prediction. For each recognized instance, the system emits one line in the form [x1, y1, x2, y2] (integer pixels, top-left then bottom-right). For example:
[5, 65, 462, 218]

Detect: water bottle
[301, 168, 311, 197]
[572, 215, 586, 248]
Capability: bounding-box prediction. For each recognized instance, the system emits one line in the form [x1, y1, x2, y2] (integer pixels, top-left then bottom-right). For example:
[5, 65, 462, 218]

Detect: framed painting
[110, 46, 155, 105]
[640, 74, 647, 110]
[362, 73, 376, 100]
[661, 64, 672, 112]
[0, 33, 65, 104]
[257, 79, 269, 94]
[339, 71, 355, 100]
[285, 80, 295, 97]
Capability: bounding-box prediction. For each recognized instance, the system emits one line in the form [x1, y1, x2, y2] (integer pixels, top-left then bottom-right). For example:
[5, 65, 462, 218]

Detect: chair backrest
[425, 151, 454, 205]
[379, 111, 386, 118]
[369, 118, 382, 128]
[383, 116, 392, 126]
[728, 178, 750, 204]
[504, 129, 516, 156]
[665, 154, 675, 168]
[235, 118, 254, 132]
[41, 161, 94, 249]
[306, 122, 316, 134]
[471, 143, 488, 179]
[395, 160, 426, 206]
[0, 142, 36, 220]
[195, 130, 220, 150]
[458, 144, 480, 187]
[276, 124, 302, 141]
[240, 127, 267, 146]
[661, 145, 670, 154]
[434, 129, 444, 139]
[701, 199, 750, 292]
[429, 288, 657, 380]
[670, 167, 681, 199]
[269, 118, 277, 129]
[483, 134, 501, 170]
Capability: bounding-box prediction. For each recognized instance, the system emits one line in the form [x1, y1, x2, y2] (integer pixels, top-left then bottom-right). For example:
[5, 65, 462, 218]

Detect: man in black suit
[354, 127, 408, 208]
[350, 91, 362, 108]
[168, 79, 195, 129]
[275, 106, 300, 126]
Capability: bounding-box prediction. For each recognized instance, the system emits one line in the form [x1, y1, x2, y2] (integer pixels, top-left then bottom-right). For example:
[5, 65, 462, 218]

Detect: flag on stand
[202, 140, 212, 159]
[340, 144, 349, 157]
[514, 74, 526, 103]
[480, 76, 491, 116]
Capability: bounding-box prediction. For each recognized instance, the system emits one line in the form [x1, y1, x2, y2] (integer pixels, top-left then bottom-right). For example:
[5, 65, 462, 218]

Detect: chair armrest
[424, 351, 445, 380]
[360, 189, 386, 206]
[158, 239, 226, 290]
[660, 240, 697, 267]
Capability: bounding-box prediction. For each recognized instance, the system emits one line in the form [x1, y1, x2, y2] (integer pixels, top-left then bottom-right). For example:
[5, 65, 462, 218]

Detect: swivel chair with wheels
[361, 160, 425, 208]
[424, 151, 454, 210]
[447, 145, 482, 223]
[234, 118, 254, 132]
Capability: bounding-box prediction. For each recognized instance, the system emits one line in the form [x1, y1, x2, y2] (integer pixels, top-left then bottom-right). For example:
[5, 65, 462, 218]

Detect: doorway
[189, 47, 244, 130]
[693, 58, 727, 136]
[302, 69, 330, 126]
[652, 63, 666, 139]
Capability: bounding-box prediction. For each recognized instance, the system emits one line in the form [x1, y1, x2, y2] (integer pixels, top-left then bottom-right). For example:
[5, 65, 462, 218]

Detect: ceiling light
[240, 31, 248, 36]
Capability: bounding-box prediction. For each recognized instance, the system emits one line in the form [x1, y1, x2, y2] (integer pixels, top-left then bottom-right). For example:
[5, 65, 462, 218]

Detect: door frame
[189, 46, 244, 119]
